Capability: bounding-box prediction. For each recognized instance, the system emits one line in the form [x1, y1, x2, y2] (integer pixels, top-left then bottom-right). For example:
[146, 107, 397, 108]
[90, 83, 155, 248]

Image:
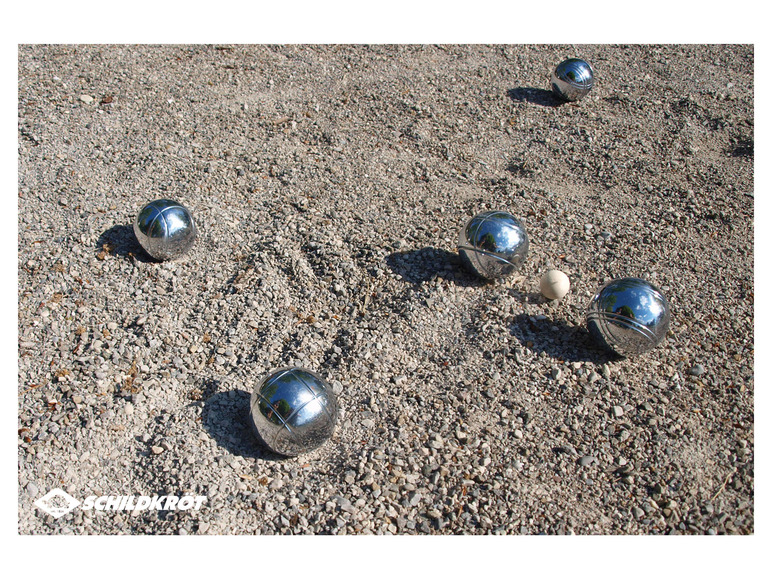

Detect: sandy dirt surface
[18, 44, 753, 535]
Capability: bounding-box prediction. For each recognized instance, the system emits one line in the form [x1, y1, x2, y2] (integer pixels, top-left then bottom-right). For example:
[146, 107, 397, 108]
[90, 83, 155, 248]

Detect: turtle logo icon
[34, 489, 81, 519]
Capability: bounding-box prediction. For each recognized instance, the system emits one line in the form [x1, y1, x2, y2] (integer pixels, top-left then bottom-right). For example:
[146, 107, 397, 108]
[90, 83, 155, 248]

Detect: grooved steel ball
[551, 58, 594, 102]
[133, 199, 196, 261]
[458, 210, 529, 280]
[249, 367, 338, 456]
[586, 277, 670, 356]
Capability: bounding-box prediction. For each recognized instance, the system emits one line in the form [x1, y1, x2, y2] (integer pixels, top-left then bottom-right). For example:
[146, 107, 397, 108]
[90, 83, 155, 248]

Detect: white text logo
[34, 489, 207, 518]
[81, 495, 207, 511]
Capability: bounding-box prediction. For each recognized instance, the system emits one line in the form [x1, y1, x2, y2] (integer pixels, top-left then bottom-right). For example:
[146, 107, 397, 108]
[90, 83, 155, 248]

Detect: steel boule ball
[249, 367, 338, 456]
[586, 277, 670, 356]
[133, 199, 197, 261]
[458, 210, 529, 280]
[551, 58, 594, 102]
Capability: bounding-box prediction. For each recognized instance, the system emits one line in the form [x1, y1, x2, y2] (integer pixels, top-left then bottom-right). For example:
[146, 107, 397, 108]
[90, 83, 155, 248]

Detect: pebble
[26, 482, 40, 497]
[688, 364, 705, 377]
[79, 95, 94, 103]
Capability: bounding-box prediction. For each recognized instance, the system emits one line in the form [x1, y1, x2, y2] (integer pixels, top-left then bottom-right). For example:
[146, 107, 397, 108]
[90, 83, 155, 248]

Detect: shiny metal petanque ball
[133, 199, 196, 261]
[458, 210, 529, 280]
[249, 367, 338, 456]
[551, 58, 594, 102]
[586, 277, 670, 356]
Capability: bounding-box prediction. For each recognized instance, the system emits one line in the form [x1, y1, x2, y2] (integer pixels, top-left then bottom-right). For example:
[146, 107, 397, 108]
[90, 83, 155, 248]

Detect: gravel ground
[18, 44, 754, 535]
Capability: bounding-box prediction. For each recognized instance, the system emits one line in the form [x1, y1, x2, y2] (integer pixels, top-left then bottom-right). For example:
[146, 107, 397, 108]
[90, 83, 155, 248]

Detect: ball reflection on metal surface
[458, 210, 529, 280]
[586, 277, 670, 356]
[249, 367, 338, 456]
[133, 199, 196, 261]
[551, 58, 594, 102]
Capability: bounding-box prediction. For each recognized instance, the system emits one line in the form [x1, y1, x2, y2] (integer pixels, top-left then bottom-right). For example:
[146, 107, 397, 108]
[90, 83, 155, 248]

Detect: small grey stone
[26, 482, 40, 497]
[427, 508, 442, 520]
[579, 456, 597, 467]
[560, 444, 578, 456]
[688, 364, 705, 377]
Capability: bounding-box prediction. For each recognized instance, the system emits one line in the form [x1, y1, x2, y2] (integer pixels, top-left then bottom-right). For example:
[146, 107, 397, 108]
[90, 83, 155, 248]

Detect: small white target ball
[540, 270, 570, 300]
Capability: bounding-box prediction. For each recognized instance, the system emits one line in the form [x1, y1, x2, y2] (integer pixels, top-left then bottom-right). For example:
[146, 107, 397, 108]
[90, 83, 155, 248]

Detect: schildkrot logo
[34, 488, 207, 519]
[82, 495, 207, 511]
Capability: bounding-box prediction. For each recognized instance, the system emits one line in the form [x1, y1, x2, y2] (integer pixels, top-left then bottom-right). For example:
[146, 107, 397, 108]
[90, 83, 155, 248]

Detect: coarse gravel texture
[18, 44, 754, 535]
